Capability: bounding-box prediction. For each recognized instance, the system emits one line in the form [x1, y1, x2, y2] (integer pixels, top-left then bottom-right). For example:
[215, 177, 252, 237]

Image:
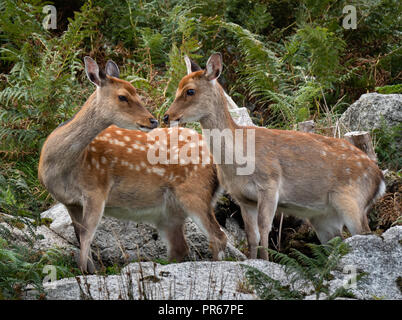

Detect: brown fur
[38, 65, 226, 272]
[164, 54, 385, 259]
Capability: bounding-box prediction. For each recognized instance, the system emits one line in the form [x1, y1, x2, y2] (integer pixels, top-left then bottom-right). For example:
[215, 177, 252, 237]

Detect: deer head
[163, 53, 223, 125]
[84, 56, 158, 131]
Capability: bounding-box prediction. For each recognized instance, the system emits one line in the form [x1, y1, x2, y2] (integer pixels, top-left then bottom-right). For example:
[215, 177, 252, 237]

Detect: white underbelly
[277, 202, 331, 219]
[104, 205, 164, 225]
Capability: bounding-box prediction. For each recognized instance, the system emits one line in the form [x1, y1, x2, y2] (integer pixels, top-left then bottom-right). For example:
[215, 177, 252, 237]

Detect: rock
[225, 217, 247, 249]
[339, 93, 402, 151]
[340, 93, 402, 130]
[224, 91, 256, 127]
[23, 223, 402, 300]
[329, 226, 402, 300]
[34, 225, 78, 254]
[0, 212, 75, 253]
[25, 259, 291, 300]
[229, 108, 255, 127]
[41, 203, 246, 266]
[383, 169, 401, 193]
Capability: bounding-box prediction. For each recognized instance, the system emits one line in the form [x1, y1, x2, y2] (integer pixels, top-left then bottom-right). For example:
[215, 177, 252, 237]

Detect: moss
[223, 256, 237, 262]
[31, 217, 53, 227]
[39, 218, 53, 227]
[9, 219, 25, 230]
[153, 258, 173, 265]
[375, 84, 402, 94]
[104, 264, 121, 275]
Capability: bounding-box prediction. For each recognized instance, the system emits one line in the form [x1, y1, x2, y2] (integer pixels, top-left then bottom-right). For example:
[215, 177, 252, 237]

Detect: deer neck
[40, 92, 111, 177]
[199, 85, 239, 132]
[199, 85, 243, 176]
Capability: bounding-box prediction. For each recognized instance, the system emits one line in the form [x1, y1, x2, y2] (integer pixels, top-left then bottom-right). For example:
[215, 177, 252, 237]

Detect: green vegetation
[375, 84, 402, 94]
[0, 0, 400, 299]
[243, 237, 362, 300]
[1, 0, 400, 220]
[373, 121, 402, 170]
[0, 240, 79, 299]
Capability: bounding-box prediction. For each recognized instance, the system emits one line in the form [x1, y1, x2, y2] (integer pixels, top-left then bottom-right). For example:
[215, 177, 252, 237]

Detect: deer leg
[239, 203, 259, 259]
[331, 193, 370, 236]
[190, 209, 227, 260]
[361, 211, 371, 234]
[159, 215, 189, 262]
[65, 204, 84, 246]
[257, 190, 279, 260]
[78, 195, 105, 273]
[176, 193, 227, 260]
[204, 209, 228, 260]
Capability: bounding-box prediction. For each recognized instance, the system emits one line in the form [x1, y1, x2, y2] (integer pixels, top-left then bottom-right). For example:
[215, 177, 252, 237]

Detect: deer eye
[186, 89, 195, 96]
[118, 95, 128, 102]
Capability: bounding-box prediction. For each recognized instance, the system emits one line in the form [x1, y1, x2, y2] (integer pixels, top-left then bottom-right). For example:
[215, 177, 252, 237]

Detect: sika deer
[164, 53, 385, 259]
[38, 57, 227, 272]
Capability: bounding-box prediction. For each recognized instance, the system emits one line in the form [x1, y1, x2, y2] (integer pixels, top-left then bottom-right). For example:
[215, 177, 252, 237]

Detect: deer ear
[84, 56, 106, 87]
[184, 55, 201, 75]
[106, 60, 120, 78]
[205, 53, 222, 81]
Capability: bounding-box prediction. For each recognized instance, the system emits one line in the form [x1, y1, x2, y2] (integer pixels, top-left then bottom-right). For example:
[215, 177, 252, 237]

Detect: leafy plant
[242, 264, 304, 300]
[0, 238, 79, 299]
[244, 237, 357, 300]
[373, 121, 402, 170]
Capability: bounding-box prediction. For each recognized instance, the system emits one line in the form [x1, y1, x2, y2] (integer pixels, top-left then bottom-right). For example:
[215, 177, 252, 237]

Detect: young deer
[164, 53, 385, 259]
[38, 57, 227, 272]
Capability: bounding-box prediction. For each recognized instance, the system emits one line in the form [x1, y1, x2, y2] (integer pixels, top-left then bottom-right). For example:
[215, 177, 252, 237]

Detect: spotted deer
[38, 57, 227, 272]
[163, 53, 385, 259]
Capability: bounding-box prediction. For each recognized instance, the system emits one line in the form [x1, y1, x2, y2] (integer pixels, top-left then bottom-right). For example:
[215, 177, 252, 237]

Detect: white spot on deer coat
[152, 167, 165, 176]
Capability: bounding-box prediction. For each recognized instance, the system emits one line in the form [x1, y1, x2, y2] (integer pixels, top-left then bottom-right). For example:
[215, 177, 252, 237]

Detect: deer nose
[149, 118, 158, 129]
[163, 114, 169, 124]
